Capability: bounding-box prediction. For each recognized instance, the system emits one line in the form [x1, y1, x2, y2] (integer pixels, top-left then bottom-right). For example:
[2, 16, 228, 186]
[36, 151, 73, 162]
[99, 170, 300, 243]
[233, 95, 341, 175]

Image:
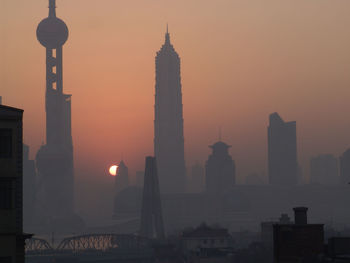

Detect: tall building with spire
[35, 0, 74, 217]
[154, 27, 186, 193]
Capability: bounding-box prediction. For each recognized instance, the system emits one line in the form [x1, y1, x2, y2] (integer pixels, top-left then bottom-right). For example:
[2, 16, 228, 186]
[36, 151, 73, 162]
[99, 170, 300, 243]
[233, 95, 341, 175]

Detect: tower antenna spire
[49, 0, 56, 17]
[165, 23, 170, 44]
[218, 126, 222, 141]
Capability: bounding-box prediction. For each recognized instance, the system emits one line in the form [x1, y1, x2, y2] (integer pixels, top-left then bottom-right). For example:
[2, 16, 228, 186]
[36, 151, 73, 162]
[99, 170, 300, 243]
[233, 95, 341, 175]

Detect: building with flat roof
[268, 113, 297, 186]
[0, 104, 30, 263]
[273, 207, 324, 263]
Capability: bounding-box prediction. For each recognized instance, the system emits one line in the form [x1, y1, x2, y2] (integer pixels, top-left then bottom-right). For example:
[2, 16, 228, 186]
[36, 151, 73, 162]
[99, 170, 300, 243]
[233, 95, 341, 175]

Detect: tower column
[36, 0, 75, 221]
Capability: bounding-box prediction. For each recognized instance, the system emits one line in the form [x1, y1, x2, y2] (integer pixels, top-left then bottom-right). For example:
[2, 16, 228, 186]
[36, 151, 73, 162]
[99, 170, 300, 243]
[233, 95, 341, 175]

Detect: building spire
[165, 23, 170, 45]
[49, 0, 56, 18]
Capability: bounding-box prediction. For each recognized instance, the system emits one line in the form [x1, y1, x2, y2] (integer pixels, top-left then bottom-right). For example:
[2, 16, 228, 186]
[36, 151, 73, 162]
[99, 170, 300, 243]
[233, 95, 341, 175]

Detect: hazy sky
[2, 0, 350, 194]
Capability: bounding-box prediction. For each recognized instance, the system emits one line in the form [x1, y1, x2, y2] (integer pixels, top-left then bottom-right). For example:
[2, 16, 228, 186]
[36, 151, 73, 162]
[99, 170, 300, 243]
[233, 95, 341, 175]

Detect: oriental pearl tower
[35, 0, 80, 230]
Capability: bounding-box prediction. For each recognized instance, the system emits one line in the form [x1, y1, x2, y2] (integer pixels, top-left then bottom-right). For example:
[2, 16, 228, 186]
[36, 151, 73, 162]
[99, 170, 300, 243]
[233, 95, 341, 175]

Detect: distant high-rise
[205, 141, 235, 194]
[139, 156, 165, 239]
[340, 149, 350, 184]
[268, 113, 297, 185]
[154, 27, 186, 193]
[115, 160, 129, 192]
[35, 0, 74, 217]
[310, 154, 338, 185]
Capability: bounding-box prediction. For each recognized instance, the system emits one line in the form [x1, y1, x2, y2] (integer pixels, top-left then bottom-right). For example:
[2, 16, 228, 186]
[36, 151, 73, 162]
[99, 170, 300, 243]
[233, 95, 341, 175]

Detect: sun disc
[109, 165, 118, 176]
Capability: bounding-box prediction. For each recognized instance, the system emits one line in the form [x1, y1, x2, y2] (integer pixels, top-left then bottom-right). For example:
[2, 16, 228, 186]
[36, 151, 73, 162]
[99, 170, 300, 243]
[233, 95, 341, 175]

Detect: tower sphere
[37, 17, 69, 48]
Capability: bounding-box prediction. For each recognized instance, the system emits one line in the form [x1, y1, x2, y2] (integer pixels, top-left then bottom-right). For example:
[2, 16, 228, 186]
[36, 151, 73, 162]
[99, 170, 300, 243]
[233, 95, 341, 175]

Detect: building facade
[181, 224, 233, 262]
[154, 28, 186, 193]
[205, 141, 235, 194]
[268, 112, 297, 186]
[0, 105, 29, 263]
[35, 0, 74, 218]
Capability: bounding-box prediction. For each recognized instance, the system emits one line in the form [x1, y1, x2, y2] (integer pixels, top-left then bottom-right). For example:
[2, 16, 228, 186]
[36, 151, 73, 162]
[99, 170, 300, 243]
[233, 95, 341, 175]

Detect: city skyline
[4, 4, 350, 261]
[3, 1, 350, 217]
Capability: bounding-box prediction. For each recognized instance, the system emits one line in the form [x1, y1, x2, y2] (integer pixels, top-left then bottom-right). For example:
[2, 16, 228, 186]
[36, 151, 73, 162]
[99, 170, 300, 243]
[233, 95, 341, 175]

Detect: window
[0, 129, 12, 158]
[0, 178, 13, 209]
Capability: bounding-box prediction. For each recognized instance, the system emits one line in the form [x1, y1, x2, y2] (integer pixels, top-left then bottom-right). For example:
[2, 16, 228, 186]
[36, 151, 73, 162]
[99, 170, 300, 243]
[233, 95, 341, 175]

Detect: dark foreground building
[268, 113, 297, 186]
[154, 28, 186, 193]
[35, 0, 75, 220]
[273, 207, 324, 263]
[0, 105, 30, 263]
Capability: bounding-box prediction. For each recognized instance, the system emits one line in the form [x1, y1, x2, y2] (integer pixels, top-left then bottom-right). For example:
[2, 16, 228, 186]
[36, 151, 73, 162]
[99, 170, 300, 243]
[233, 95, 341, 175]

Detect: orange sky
[2, 0, 350, 190]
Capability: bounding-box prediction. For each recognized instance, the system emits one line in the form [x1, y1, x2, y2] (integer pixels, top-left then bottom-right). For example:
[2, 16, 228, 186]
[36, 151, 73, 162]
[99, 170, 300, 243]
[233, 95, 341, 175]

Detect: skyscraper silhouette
[268, 113, 297, 186]
[35, 0, 74, 217]
[115, 160, 129, 193]
[154, 27, 186, 193]
[139, 156, 165, 239]
[205, 141, 236, 193]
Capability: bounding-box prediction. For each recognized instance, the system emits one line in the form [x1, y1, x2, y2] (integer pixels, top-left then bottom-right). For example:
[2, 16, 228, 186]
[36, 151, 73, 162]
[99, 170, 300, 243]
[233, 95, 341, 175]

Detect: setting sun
[109, 165, 118, 176]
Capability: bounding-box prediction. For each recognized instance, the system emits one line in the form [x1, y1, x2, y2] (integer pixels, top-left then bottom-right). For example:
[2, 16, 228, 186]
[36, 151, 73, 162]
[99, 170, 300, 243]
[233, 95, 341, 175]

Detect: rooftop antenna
[48, 0, 56, 17]
[218, 126, 222, 141]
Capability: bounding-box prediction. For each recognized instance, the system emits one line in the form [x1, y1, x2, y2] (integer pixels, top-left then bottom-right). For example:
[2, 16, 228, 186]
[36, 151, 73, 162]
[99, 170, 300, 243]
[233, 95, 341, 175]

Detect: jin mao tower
[154, 28, 186, 193]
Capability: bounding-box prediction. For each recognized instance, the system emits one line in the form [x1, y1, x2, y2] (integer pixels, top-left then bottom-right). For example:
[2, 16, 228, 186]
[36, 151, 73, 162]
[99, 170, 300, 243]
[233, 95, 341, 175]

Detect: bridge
[25, 234, 154, 263]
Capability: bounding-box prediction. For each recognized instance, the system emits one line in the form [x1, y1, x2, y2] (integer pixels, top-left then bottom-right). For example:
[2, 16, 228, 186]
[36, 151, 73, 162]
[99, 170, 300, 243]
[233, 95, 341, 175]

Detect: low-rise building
[181, 223, 233, 262]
